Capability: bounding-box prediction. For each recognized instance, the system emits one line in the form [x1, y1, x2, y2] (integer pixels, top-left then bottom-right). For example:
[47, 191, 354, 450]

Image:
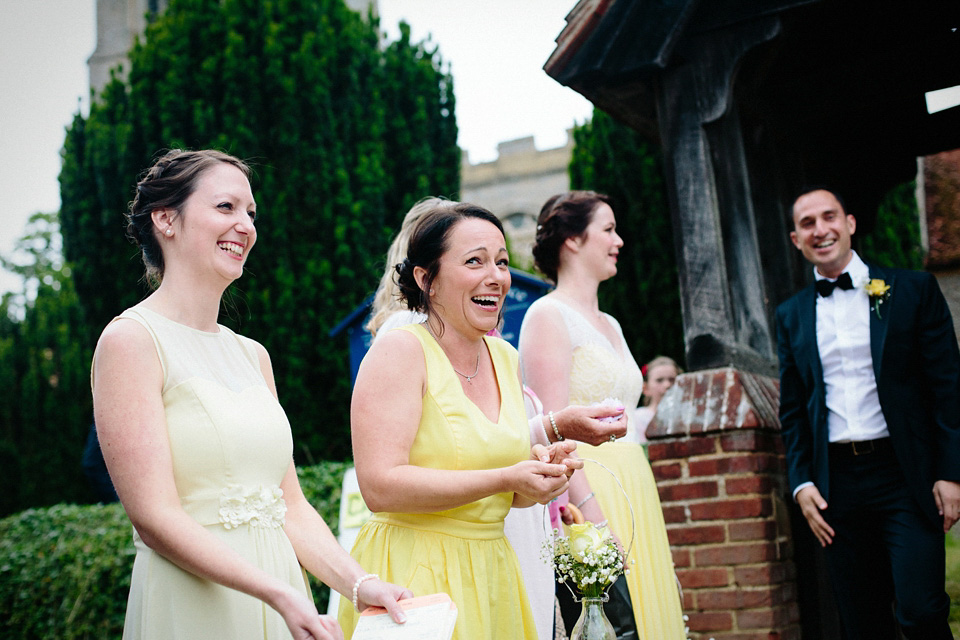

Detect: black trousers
[824, 440, 951, 640]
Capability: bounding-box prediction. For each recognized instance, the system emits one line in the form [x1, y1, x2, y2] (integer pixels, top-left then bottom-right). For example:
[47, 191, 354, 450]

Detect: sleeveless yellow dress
[94, 307, 310, 640]
[338, 324, 538, 640]
[521, 297, 686, 640]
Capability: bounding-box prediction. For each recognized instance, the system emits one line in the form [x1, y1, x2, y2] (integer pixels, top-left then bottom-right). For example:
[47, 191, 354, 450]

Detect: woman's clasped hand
[514, 440, 583, 504]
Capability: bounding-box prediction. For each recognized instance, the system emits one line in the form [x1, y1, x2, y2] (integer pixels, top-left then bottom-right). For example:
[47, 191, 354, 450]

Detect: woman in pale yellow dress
[339, 203, 582, 640]
[92, 150, 410, 640]
[519, 191, 686, 639]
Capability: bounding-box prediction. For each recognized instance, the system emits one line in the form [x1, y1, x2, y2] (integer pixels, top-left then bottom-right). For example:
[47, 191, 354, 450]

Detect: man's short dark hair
[788, 185, 848, 226]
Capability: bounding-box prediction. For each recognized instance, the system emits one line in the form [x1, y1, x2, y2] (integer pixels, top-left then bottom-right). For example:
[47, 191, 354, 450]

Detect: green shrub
[0, 462, 351, 639]
[297, 461, 354, 610]
[0, 503, 132, 639]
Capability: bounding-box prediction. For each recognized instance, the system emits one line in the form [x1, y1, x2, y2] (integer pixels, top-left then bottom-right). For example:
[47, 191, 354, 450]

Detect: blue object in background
[330, 268, 551, 386]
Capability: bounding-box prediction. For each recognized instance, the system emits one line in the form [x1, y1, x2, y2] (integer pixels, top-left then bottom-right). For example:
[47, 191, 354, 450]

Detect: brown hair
[366, 197, 457, 335]
[641, 355, 682, 406]
[126, 149, 250, 287]
[532, 190, 612, 282]
[395, 202, 506, 333]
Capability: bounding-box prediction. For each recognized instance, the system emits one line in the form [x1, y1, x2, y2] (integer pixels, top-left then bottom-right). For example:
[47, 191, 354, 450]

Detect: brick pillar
[647, 367, 801, 640]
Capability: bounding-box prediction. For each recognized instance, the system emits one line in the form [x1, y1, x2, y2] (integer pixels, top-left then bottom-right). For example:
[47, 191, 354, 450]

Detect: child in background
[634, 356, 682, 442]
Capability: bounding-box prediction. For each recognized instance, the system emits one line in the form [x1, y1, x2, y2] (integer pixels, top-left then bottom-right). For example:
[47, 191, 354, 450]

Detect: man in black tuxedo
[776, 187, 960, 639]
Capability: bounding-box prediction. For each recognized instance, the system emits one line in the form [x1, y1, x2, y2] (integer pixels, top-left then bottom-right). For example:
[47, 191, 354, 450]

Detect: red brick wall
[647, 368, 801, 640]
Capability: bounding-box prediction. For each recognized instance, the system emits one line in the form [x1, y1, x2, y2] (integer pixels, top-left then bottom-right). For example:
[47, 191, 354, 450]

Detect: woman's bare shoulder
[96, 316, 155, 358]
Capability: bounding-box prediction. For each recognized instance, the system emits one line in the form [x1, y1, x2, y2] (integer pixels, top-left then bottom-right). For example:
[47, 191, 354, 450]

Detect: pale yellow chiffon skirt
[578, 441, 686, 640]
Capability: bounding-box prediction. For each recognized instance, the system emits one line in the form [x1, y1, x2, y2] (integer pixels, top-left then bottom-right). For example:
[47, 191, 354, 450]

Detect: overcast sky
[0, 0, 593, 296]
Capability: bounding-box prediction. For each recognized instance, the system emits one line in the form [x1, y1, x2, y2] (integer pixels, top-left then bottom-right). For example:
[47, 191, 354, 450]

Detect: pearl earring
[165, 228, 173, 236]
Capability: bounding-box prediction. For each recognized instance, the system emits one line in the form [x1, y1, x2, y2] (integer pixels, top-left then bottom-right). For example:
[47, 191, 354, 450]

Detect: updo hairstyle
[532, 190, 612, 282]
[126, 149, 250, 287]
[395, 202, 505, 323]
[366, 197, 457, 335]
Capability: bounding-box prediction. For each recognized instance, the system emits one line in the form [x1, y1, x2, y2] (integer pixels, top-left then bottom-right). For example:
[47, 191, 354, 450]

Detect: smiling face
[790, 189, 856, 279]
[159, 162, 257, 284]
[572, 202, 623, 281]
[427, 217, 511, 337]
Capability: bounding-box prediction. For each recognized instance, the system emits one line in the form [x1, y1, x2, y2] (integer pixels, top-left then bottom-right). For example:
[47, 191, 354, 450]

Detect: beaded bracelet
[548, 411, 563, 441]
[352, 573, 378, 611]
[576, 492, 595, 509]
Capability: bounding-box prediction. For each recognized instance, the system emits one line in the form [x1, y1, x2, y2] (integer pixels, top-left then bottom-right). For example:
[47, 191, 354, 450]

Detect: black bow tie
[816, 272, 854, 297]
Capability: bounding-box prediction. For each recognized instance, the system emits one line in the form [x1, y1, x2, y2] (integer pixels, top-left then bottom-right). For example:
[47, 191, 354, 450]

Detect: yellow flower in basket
[568, 522, 612, 563]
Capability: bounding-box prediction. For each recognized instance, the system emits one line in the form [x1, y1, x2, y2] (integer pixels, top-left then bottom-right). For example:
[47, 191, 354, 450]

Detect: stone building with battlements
[460, 133, 573, 272]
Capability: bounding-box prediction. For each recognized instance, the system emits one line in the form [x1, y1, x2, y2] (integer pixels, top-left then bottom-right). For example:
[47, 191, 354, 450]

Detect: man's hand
[796, 485, 834, 547]
[933, 480, 960, 532]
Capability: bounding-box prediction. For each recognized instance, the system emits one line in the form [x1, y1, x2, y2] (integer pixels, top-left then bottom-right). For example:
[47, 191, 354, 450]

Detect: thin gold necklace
[424, 322, 482, 382]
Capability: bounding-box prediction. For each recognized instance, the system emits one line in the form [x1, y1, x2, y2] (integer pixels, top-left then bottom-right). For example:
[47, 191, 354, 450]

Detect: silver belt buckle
[851, 440, 874, 455]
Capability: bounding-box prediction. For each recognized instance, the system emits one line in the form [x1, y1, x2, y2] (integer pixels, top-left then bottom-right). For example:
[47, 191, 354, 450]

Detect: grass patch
[946, 533, 960, 636]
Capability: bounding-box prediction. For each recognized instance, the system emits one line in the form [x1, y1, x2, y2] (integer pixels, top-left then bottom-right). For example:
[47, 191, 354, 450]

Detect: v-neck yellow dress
[338, 324, 537, 640]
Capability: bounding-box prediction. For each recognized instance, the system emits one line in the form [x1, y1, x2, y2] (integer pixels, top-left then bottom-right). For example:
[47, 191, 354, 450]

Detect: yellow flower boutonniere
[862, 278, 891, 318]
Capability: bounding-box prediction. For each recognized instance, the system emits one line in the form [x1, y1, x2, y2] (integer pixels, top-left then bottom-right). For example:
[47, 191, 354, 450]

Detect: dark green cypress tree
[858, 181, 924, 271]
[568, 109, 685, 368]
[0, 213, 92, 515]
[58, 0, 459, 463]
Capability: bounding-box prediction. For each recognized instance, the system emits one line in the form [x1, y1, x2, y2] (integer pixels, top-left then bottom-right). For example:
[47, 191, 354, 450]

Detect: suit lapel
[868, 264, 893, 381]
[798, 284, 823, 384]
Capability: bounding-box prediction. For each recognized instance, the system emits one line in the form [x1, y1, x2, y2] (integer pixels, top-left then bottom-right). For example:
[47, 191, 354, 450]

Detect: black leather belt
[828, 437, 891, 456]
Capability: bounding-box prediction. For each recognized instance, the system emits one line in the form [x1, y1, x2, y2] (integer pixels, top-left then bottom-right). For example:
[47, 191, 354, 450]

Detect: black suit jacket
[776, 263, 960, 527]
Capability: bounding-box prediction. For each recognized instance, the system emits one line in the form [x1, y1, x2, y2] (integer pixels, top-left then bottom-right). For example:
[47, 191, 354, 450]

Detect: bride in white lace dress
[519, 191, 686, 639]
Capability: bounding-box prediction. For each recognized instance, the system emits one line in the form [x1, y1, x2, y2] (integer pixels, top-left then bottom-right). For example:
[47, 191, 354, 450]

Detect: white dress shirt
[793, 252, 889, 500]
[815, 251, 889, 443]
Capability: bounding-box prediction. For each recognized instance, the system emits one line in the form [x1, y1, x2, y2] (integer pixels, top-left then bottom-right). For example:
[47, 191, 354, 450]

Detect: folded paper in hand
[352, 593, 458, 640]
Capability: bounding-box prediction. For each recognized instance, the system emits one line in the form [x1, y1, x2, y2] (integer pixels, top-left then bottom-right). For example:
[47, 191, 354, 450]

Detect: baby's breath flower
[542, 521, 625, 598]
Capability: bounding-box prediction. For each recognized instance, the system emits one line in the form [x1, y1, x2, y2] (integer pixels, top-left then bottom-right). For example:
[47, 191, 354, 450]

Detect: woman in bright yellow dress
[519, 191, 686, 639]
[339, 203, 581, 640]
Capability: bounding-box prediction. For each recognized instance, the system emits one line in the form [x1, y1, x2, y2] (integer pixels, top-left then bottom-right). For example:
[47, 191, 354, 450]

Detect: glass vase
[570, 595, 616, 640]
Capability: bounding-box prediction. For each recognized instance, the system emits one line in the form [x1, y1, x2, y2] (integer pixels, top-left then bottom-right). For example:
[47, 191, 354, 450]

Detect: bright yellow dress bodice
[339, 324, 537, 640]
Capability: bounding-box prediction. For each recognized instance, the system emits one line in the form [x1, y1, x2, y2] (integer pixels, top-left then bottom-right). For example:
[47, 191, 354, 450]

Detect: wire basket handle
[542, 457, 637, 560]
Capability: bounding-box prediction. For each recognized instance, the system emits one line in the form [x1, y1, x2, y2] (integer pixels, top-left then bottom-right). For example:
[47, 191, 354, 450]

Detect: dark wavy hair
[126, 149, 250, 287]
[532, 190, 612, 282]
[395, 202, 506, 332]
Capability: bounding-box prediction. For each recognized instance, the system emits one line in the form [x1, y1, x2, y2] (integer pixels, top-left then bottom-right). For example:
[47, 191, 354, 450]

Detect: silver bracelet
[576, 492, 595, 509]
[352, 573, 378, 611]
[548, 411, 563, 441]
[596, 519, 608, 528]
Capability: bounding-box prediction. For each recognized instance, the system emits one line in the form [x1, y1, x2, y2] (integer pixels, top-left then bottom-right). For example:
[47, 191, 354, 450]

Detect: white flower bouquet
[544, 521, 625, 598]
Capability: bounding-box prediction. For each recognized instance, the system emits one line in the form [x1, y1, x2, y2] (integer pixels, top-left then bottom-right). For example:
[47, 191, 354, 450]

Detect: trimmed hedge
[0, 462, 352, 640]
